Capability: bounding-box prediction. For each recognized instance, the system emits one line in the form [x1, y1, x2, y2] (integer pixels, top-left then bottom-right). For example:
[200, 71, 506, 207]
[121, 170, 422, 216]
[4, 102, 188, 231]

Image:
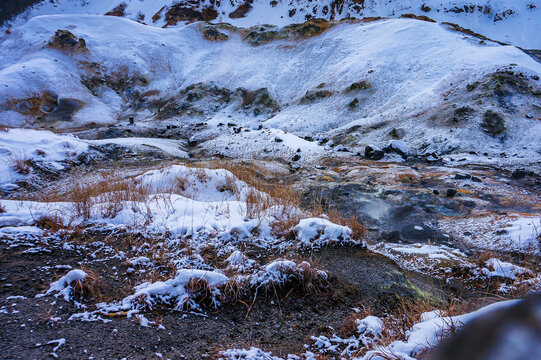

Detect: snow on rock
[41, 269, 87, 302]
[89, 138, 189, 158]
[294, 217, 354, 249]
[481, 258, 533, 280]
[128, 256, 151, 266]
[503, 216, 541, 250]
[0, 128, 88, 185]
[440, 214, 541, 254]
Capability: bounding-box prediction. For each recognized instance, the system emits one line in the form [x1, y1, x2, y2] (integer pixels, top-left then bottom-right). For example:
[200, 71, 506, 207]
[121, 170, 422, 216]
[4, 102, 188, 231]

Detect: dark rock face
[428, 294, 541, 360]
[452, 106, 475, 123]
[482, 110, 506, 136]
[10, 91, 84, 122]
[365, 145, 384, 160]
[48, 29, 87, 52]
[348, 98, 359, 110]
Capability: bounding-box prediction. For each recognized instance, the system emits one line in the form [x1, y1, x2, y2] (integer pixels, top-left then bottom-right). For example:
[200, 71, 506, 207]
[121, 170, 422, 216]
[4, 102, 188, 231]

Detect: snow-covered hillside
[1, 14, 540, 165]
[3, 0, 540, 48]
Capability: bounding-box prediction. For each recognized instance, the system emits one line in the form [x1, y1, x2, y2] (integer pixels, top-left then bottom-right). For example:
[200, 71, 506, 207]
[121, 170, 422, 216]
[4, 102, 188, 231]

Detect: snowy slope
[2, 0, 540, 48]
[0, 14, 540, 163]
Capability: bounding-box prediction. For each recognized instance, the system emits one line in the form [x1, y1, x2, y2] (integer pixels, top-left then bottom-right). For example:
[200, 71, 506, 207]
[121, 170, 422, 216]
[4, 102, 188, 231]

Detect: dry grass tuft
[10, 157, 33, 175]
[42, 170, 151, 220]
[71, 268, 105, 302]
[221, 278, 249, 305]
[35, 215, 66, 232]
[312, 200, 367, 240]
[339, 305, 372, 338]
[0, 203, 5, 213]
[184, 278, 215, 309]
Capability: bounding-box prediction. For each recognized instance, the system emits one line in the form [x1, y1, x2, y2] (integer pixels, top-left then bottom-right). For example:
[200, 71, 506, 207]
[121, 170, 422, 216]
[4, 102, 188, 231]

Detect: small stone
[446, 189, 457, 197]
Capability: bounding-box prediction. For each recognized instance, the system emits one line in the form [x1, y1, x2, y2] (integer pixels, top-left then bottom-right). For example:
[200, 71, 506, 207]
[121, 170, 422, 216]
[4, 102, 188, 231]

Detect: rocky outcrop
[48, 29, 87, 53]
[202, 24, 229, 41]
[299, 89, 333, 104]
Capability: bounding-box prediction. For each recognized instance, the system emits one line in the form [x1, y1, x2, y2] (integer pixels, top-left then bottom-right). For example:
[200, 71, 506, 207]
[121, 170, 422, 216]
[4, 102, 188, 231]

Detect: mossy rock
[242, 18, 332, 46]
[243, 29, 286, 45]
[482, 110, 506, 136]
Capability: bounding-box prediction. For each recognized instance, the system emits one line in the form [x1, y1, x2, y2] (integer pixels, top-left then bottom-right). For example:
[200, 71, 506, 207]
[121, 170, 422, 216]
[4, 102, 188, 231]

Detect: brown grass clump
[184, 278, 216, 309]
[295, 260, 330, 294]
[221, 278, 249, 305]
[51, 170, 150, 220]
[339, 305, 372, 338]
[11, 158, 33, 175]
[71, 268, 105, 302]
[0, 203, 5, 213]
[35, 215, 66, 232]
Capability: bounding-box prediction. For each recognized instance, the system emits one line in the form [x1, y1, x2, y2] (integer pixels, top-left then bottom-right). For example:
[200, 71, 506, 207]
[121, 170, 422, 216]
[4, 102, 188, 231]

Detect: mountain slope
[1, 15, 540, 165]
[2, 0, 540, 48]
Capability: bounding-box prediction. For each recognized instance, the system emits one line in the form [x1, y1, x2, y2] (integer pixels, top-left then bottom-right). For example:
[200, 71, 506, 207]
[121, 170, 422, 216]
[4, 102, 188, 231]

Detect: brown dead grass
[35, 215, 66, 232]
[41, 170, 150, 220]
[10, 157, 33, 175]
[71, 268, 105, 302]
